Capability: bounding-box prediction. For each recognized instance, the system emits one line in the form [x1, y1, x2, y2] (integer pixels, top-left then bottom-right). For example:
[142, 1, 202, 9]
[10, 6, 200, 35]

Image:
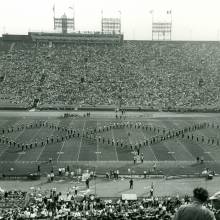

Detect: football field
[0, 111, 220, 175]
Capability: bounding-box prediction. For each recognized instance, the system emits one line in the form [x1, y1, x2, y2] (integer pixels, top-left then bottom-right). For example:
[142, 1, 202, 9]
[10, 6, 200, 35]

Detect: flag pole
[101, 10, 103, 33]
[73, 5, 75, 31]
[71, 4, 75, 31]
[167, 10, 172, 40]
[53, 4, 55, 18]
[150, 10, 154, 40]
[73, 2, 75, 18]
[170, 10, 172, 40]
[152, 11, 154, 41]
[118, 11, 122, 34]
[53, 4, 55, 30]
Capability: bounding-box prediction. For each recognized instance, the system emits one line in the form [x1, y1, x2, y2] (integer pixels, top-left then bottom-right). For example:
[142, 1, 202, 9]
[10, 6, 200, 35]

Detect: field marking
[141, 131, 158, 161]
[56, 141, 66, 162]
[0, 127, 27, 159]
[35, 144, 48, 163]
[190, 129, 217, 161]
[172, 120, 217, 161]
[76, 120, 86, 162]
[124, 127, 132, 144]
[159, 121, 195, 161]
[15, 126, 44, 162]
[162, 142, 178, 161]
[158, 120, 189, 161]
[56, 119, 75, 162]
[35, 122, 59, 162]
[2, 116, 220, 164]
[35, 118, 68, 163]
[96, 122, 99, 161]
[0, 118, 32, 159]
[173, 139, 195, 161]
[173, 120, 216, 161]
[111, 128, 119, 161]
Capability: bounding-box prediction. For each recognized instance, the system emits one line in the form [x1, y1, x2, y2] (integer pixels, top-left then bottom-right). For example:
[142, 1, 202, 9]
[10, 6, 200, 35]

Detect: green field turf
[0, 112, 220, 175]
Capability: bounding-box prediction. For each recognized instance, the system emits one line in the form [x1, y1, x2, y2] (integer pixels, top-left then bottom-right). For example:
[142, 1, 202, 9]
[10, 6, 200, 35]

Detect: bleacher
[0, 188, 217, 220]
[29, 32, 123, 44]
[0, 36, 220, 110]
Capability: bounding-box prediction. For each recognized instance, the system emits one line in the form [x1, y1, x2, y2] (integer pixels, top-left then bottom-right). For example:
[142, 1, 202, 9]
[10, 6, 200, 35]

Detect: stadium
[1, 1, 220, 219]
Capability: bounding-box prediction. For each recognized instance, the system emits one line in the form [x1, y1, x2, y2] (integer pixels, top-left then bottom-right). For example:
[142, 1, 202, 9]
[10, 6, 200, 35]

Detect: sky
[1, 0, 220, 41]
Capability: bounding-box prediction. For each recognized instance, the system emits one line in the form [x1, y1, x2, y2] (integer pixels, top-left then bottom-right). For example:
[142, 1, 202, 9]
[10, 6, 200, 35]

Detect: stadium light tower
[101, 10, 121, 34]
[53, 4, 75, 34]
[151, 10, 172, 41]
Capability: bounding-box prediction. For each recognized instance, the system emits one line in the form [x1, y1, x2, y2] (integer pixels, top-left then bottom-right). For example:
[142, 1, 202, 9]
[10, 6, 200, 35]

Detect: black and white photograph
[0, 0, 220, 219]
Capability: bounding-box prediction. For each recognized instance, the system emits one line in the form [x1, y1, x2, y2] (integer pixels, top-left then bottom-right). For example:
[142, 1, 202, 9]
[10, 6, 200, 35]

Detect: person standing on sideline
[150, 183, 154, 197]
[210, 191, 220, 220]
[133, 155, 136, 165]
[129, 178, 133, 189]
[37, 165, 40, 173]
[116, 169, 119, 180]
[141, 153, 144, 163]
[86, 178, 90, 189]
[74, 185, 78, 196]
[153, 163, 157, 172]
[173, 187, 216, 220]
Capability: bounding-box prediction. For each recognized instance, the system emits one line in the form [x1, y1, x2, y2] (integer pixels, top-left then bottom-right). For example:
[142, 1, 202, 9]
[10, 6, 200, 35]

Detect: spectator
[129, 178, 133, 189]
[0, 187, 217, 220]
[74, 186, 78, 196]
[1, 41, 220, 109]
[173, 187, 216, 220]
[86, 178, 90, 189]
[210, 191, 220, 220]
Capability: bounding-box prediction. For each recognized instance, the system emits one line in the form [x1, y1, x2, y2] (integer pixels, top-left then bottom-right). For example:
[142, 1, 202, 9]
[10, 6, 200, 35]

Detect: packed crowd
[0, 40, 220, 109]
[0, 187, 219, 219]
[0, 189, 26, 212]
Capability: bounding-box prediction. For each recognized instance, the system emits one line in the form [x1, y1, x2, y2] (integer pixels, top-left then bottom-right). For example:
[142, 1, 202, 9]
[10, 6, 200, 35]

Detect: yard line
[76, 120, 86, 162]
[160, 121, 195, 161]
[35, 124, 58, 162]
[56, 121, 72, 162]
[183, 129, 217, 161]
[0, 118, 28, 155]
[141, 131, 158, 161]
[16, 126, 44, 162]
[36, 143, 47, 162]
[155, 139, 177, 162]
[56, 141, 66, 162]
[96, 121, 99, 161]
[162, 142, 178, 161]
[0, 125, 27, 158]
[0, 120, 26, 150]
[111, 127, 119, 161]
[175, 139, 195, 161]
[154, 121, 179, 161]
[124, 127, 131, 142]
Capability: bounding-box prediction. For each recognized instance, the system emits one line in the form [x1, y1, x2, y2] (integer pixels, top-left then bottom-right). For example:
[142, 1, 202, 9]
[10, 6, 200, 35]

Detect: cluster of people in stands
[0, 41, 220, 109]
[0, 187, 220, 219]
[0, 189, 27, 219]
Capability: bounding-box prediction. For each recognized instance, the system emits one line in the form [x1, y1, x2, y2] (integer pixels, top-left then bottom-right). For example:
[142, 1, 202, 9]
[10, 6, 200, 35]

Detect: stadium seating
[0, 188, 217, 219]
[0, 40, 220, 109]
